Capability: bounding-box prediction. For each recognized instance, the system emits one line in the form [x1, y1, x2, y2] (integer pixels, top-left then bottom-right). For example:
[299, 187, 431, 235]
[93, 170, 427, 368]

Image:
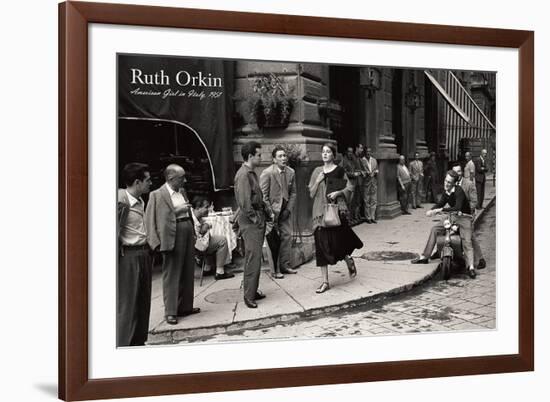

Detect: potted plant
[248, 73, 294, 129]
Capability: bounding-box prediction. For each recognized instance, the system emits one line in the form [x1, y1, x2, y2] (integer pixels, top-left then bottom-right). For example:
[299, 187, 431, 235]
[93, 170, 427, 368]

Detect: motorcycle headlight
[451, 224, 459, 232]
[443, 219, 451, 229]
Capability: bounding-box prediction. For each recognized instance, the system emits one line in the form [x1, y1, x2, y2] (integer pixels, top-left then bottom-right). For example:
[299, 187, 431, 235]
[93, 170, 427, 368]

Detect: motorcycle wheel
[442, 256, 452, 281]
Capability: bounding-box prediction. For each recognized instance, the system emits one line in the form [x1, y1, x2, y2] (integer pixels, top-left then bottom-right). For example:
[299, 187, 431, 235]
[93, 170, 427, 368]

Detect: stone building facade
[230, 62, 455, 266]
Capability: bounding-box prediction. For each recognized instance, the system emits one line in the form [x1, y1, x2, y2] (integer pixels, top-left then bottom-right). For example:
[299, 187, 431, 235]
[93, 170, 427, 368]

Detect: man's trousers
[476, 177, 486, 208]
[238, 214, 266, 302]
[411, 179, 422, 208]
[204, 234, 229, 270]
[362, 177, 378, 220]
[161, 220, 196, 316]
[422, 216, 474, 267]
[398, 182, 412, 213]
[117, 248, 152, 346]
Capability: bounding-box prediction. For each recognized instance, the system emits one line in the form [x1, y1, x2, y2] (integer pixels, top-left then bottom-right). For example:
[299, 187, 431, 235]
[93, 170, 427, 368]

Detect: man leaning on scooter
[410, 169, 477, 279]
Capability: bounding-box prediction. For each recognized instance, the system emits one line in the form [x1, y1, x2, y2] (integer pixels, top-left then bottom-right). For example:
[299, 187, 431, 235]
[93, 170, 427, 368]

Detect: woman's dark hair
[122, 162, 149, 187]
[241, 141, 261, 161]
[322, 143, 337, 158]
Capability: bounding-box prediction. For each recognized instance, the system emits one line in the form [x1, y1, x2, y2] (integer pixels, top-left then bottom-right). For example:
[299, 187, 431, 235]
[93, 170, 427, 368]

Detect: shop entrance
[118, 118, 215, 205]
[328, 66, 362, 155]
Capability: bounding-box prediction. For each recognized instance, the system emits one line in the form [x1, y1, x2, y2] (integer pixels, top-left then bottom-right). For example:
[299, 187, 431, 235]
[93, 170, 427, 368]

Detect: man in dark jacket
[340, 146, 363, 223]
[474, 149, 488, 209]
[117, 162, 152, 346]
[234, 141, 272, 308]
[411, 169, 477, 278]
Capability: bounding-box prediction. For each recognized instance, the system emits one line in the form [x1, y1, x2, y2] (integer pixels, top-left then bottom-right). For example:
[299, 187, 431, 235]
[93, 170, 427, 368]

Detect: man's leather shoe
[371, 219, 378, 224]
[272, 272, 284, 279]
[254, 291, 266, 300]
[244, 298, 257, 308]
[468, 267, 477, 279]
[281, 267, 297, 274]
[477, 258, 486, 270]
[411, 256, 429, 264]
[366, 219, 372, 224]
[179, 307, 201, 317]
[215, 272, 235, 280]
[166, 315, 178, 325]
[403, 211, 412, 215]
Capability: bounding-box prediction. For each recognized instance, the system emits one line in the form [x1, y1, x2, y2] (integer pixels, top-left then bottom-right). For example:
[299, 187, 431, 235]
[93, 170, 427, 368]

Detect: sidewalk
[147, 177, 496, 344]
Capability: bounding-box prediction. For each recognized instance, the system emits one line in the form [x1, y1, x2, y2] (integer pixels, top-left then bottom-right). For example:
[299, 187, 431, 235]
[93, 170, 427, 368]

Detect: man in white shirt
[145, 164, 200, 325]
[361, 147, 379, 223]
[192, 198, 235, 280]
[408, 152, 424, 209]
[396, 155, 412, 215]
[117, 163, 152, 346]
[464, 152, 475, 182]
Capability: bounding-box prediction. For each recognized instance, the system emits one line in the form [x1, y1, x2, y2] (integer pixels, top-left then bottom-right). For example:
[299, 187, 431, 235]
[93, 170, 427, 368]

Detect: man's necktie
[281, 170, 288, 202]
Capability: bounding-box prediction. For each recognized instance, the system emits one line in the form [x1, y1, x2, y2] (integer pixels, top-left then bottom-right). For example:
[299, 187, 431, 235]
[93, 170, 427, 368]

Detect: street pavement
[147, 178, 496, 345]
[184, 203, 496, 343]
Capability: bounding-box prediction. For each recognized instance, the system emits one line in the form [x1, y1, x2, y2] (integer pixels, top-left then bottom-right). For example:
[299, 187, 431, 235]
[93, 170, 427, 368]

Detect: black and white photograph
[116, 53, 497, 347]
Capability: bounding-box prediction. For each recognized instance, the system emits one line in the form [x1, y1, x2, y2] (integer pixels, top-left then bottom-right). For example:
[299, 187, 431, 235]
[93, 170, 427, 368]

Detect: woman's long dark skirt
[314, 220, 363, 266]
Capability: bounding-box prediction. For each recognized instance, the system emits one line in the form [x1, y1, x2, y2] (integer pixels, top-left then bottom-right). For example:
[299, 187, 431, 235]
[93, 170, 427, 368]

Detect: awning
[118, 54, 234, 190]
[424, 70, 496, 161]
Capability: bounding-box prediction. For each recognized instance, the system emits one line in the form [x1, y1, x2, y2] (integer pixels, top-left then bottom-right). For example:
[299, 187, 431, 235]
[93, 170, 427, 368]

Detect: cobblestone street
[181, 203, 496, 344]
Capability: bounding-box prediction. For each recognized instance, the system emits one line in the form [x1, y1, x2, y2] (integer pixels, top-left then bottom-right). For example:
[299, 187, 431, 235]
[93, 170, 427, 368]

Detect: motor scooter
[435, 212, 471, 280]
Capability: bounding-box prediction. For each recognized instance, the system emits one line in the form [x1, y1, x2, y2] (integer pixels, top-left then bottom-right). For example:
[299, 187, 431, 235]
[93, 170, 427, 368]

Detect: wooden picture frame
[59, 1, 534, 400]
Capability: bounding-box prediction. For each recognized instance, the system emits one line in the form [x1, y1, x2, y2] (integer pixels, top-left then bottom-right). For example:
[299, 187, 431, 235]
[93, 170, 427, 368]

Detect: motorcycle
[435, 212, 471, 280]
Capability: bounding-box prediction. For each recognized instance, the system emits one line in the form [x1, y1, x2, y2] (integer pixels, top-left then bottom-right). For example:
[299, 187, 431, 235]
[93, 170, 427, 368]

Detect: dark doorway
[392, 69, 404, 155]
[118, 118, 214, 205]
[329, 66, 361, 154]
[424, 74, 440, 155]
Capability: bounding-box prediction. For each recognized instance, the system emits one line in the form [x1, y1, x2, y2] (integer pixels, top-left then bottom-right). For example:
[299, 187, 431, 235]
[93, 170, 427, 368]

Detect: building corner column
[374, 69, 401, 219]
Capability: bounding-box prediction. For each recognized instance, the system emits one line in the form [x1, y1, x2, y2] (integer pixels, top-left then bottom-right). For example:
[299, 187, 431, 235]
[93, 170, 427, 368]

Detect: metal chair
[195, 249, 208, 287]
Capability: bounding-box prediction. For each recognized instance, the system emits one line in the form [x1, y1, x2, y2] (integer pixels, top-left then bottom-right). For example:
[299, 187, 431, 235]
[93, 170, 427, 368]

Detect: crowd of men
[116, 143, 298, 345]
[116, 142, 491, 347]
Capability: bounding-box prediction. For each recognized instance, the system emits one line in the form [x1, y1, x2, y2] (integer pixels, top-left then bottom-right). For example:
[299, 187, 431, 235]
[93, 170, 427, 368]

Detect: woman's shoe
[316, 282, 330, 294]
[345, 257, 357, 278]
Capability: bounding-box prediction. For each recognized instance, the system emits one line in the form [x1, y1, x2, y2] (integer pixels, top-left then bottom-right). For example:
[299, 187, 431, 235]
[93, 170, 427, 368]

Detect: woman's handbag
[322, 202, 341, 227]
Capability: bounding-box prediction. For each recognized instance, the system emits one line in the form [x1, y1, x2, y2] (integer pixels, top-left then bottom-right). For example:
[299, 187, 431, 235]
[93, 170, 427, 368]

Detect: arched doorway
[118, 118, 215, 206]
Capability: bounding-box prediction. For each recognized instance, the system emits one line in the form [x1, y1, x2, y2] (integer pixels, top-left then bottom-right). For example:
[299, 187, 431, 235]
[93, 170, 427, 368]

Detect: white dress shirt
[166, 183, 190, 218]
[120, 190, 147, 246]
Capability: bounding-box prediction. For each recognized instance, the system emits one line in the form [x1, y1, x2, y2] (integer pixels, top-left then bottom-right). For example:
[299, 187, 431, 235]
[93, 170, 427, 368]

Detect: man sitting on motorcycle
[411, 169, 477, 279]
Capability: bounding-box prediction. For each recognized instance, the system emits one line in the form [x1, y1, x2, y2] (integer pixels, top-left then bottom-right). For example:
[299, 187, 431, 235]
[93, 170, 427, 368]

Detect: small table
[202, 213, 237, 265]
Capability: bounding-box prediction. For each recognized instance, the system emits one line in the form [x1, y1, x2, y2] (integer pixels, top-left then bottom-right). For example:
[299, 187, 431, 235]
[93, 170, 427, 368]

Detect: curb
[147, 263, 440, 344]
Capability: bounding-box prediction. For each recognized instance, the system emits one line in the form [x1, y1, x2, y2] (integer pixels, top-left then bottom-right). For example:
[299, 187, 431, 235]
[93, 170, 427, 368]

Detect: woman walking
[308, 143, 364, 293]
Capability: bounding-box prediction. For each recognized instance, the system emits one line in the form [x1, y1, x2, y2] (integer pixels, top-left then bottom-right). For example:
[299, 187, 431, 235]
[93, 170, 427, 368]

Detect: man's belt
[121, 244, 149, 251]
[176, 217, 191, 223]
